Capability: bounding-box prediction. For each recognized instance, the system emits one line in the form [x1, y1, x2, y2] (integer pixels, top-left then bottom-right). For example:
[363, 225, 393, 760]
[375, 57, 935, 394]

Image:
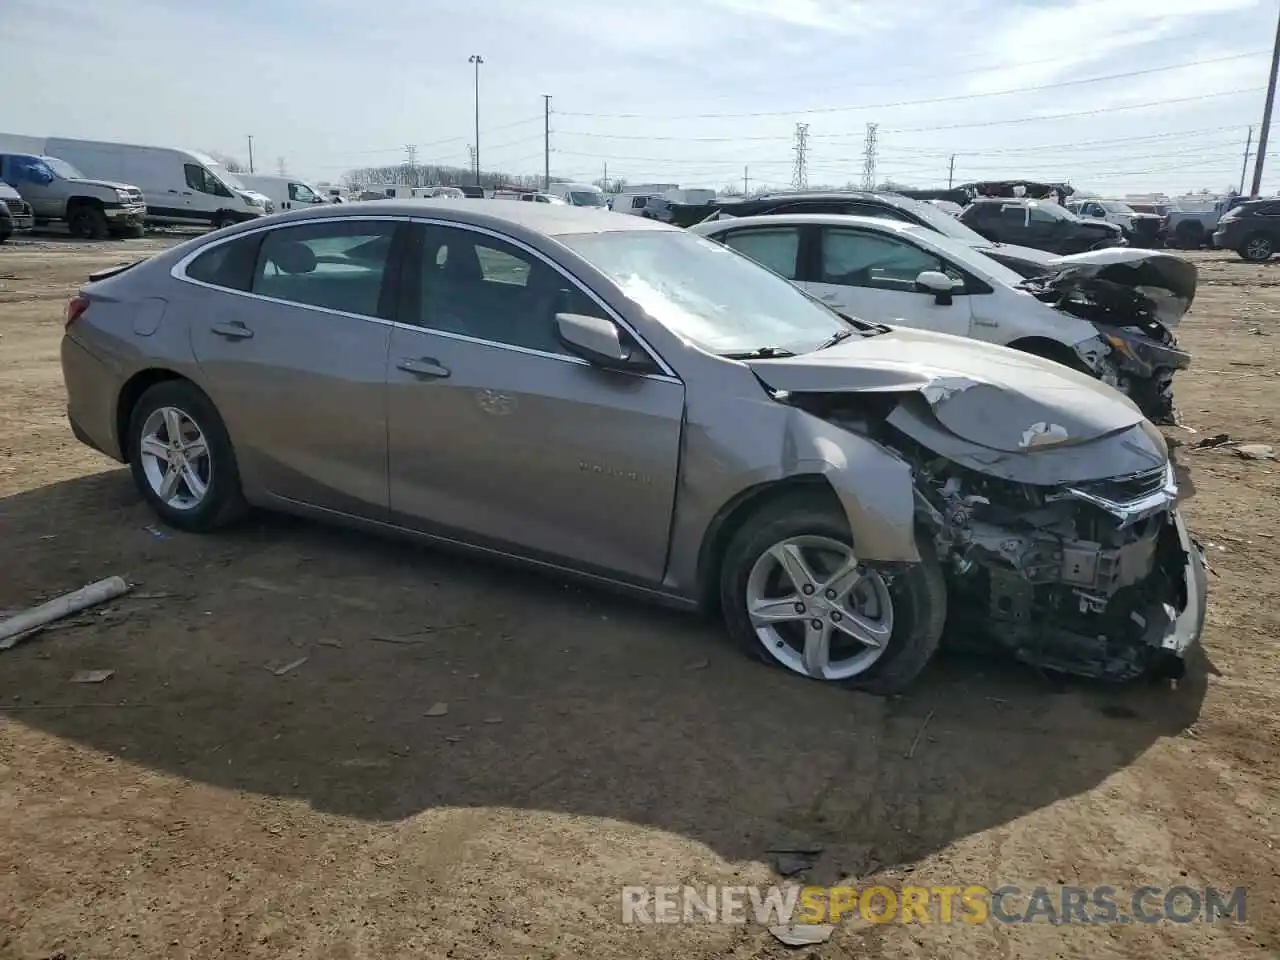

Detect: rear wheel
[719, 495, 946, 695]
[68, 206, 108, 240]
[1172, 222, 1203, 250]
[1240, 233, 1274, 262]
[127, 380, 247, 532]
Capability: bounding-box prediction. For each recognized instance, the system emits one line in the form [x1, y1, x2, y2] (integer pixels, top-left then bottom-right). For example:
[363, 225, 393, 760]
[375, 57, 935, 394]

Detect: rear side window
[185, 233, 263, 291]
[251, 220, 398, 318]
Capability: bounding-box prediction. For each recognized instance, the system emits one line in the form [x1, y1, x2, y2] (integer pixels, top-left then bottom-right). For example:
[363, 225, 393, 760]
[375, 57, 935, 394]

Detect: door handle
[397, 357, 450, 378]
[210, 321, 254, 340]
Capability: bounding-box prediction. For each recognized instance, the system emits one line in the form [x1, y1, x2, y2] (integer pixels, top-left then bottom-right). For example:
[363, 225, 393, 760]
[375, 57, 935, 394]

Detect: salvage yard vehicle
[1066, 198, 1165, 247]
[1164, 196, 1250, 250]
[698, 191, 1060, 278]
[1211, 196, 1280, 261]
[691, 213, 1193, 423]
[60, 201, 1207, 693]
[0, 178, 34, 242]
[960, 198, 1125, 254]
[0, 152, 147, 239]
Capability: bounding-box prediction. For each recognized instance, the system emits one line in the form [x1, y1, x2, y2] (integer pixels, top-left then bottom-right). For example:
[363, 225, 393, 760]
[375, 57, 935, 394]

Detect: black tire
[1239, 232, 1274, 263]
[1014, 340, 1091, 375]
[1172, 222, 1202, 250]
[68, 206, 108, 240]
[126, 380, 247, 532]
[719, 493, 947, 695]
[211, 211, 230, 231]
[0, 230, 10, 245]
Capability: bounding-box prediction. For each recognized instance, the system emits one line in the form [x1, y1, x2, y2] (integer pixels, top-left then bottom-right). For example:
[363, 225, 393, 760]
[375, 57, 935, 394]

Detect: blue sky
[3, 0, 1278, 196]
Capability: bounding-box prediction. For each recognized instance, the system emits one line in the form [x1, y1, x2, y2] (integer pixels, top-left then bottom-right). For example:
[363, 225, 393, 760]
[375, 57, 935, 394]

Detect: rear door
[714, 223, 808, 282]
[385, 221, 685, 583]
[185, 217, 404, 516]
[802, 225, 973, 336]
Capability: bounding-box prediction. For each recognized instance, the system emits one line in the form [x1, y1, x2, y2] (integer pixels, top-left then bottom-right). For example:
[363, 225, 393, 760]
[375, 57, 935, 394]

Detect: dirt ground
[0, 235, 1276, 960]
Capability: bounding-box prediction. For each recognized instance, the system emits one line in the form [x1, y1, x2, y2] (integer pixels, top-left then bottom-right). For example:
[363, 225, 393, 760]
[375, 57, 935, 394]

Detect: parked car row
[60, 200, 1207, 695]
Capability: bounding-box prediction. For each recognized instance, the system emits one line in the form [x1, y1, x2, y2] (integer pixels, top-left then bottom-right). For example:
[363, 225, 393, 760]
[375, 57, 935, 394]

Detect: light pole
[468, 54, 484, 187]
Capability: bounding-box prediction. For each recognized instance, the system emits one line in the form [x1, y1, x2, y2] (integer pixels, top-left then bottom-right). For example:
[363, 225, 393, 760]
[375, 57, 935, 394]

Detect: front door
[386, 222, 685, 583]
[800, 225, 973, 338]
[187, 217, 402, 516]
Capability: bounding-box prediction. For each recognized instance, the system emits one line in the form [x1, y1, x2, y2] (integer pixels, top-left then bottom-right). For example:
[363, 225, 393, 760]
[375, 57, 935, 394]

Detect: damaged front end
[755, 336, 1208, 682]
[1028, 250, 1196, 424]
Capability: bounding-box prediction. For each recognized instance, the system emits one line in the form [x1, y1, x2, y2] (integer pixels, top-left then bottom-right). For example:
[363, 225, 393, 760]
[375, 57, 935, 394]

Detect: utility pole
[247, 135, 255, 174]
[861, 122, 879, 190]
[469, 54, 485, 187]
[1240, 126, 1254, 194]
[948, 154, 956, 189]
[1250, 4, 1280, 198]
[543, 94, 552, 191]
[743, 165, 750, 195]
[791, 123, 809, 190]
[277, 156, 286, 176]
[602, 161, 608, 192]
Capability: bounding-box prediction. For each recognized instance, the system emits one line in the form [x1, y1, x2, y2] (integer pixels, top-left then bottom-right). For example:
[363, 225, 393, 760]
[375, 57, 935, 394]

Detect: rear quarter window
[184, 233, 263, 291]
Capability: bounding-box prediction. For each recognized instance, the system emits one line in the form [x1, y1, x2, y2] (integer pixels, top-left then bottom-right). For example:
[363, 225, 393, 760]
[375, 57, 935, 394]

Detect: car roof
[693, 212, 930, 236]
[715, 190, 907, 207]
[225, 198, 675, 237]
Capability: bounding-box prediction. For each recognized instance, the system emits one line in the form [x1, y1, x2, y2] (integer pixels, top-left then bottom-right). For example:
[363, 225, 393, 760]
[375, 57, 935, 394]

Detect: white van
[547, 181, 607, 208]
[611, 191, 660, 215]
[240, 174, 327, 212]
[40, 138, 266, 228]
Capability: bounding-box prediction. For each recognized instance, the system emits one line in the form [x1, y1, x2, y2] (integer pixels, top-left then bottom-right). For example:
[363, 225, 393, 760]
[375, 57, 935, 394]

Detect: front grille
[4, 198, 24, 215]
[1072, 466, 1169, 504]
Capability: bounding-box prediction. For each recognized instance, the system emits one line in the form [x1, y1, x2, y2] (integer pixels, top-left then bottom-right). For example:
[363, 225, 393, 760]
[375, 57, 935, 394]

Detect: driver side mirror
[555, 313, 651, 371]
[915, 270, 958, 306]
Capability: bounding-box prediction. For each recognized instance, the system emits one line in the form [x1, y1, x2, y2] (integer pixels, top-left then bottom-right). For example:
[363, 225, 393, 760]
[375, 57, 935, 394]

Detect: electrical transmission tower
[861, 123, 879, 190]
[404, 144, 418, 186]
[791, 123, 809, 190]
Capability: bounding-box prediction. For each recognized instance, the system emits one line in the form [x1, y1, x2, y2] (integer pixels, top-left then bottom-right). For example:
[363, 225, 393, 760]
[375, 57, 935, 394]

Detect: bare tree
[343, 162, 543, 194]
[209, 152, 248, 173]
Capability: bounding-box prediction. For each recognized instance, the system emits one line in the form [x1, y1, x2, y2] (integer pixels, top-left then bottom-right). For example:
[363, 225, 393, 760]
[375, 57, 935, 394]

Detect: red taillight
[65, 295, 90, 330]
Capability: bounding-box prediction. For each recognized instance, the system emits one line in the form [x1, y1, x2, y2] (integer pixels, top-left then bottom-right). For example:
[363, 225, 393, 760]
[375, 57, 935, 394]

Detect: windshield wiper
[722, 346, 797, 359]
[813, 329, 856, 351]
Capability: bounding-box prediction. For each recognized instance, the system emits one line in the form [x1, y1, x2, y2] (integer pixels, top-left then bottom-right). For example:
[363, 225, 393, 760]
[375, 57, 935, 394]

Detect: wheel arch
[115, 368, 193, 460]
[695, 475, 843, 612]
[1007, 335, 1089, 372]
[66, 195, 106, 212]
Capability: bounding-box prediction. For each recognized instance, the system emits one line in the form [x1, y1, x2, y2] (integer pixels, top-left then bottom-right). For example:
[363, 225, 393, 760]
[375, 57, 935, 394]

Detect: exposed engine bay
[779, 388, 1206, 682]
[1024, 251, 1197, 425]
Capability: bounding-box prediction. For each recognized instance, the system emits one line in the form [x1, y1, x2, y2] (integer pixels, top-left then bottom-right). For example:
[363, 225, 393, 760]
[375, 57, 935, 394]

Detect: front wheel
[1240, 233, 1273, 262]
[719, 495, 946, 695]
[127, 380, 247, 532]
[68, 206, 108, 240]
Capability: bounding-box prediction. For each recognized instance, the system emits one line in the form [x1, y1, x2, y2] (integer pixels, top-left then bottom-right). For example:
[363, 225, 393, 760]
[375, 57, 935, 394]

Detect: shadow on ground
[0, 470, 1209, 876]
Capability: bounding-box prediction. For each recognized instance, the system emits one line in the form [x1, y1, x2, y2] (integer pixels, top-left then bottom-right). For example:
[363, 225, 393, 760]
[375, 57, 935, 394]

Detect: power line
[889, 88, 1264, 132]
[555, 52, 1266, 120]
[879, 125, 1255, 155]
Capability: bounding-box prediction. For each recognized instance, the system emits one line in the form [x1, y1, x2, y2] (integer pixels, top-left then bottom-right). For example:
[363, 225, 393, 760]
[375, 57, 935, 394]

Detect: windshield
[895, 195, 993, 246]
[568, 190, 606, 207]
[1102, 200, 1137, 215]
[559, 230, 849, 355]
[43, 156, 84, 179]
[207, 163, 245, 191]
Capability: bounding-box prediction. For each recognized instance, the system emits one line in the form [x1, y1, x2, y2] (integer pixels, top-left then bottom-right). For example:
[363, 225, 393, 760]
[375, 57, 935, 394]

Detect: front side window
[289, 182, 319, 203]
[558, 229, 847, 356]
[721, 227, 801, 280]
[251, 220, 397, 317]
[417, 225, 602, 355]
[184, 164, 232, 198]
[820, 229, 946, 291]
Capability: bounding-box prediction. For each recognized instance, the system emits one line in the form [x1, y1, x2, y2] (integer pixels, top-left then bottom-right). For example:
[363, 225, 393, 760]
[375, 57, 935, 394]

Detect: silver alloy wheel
[138, 406, 211, 511]
[1246, 236, 1272, 260]
[745, 534, 894, 681]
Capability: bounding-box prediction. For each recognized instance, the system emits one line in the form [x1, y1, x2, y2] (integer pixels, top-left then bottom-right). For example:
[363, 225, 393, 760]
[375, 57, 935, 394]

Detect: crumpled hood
[1039, 248, 1197, 327]
[749, 327, 1145, 453]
